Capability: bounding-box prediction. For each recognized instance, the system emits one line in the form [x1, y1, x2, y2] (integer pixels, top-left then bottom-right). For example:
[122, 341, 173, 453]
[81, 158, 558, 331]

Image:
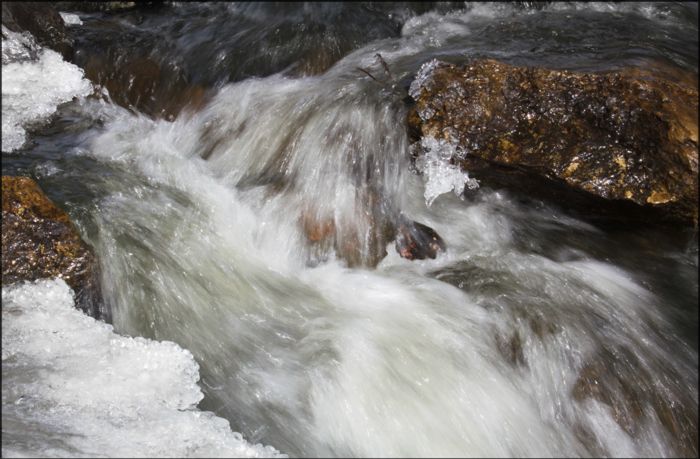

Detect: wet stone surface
[408, 59, 699, 224]
[1, 176, 106, 321]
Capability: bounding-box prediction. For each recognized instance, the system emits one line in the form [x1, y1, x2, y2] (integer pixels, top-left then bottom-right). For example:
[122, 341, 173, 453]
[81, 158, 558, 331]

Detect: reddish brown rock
[300, 206, 446, 267]
[407, 59, 699, 224]
[1, 176, 105, 321]
[394, 217, 446, 260]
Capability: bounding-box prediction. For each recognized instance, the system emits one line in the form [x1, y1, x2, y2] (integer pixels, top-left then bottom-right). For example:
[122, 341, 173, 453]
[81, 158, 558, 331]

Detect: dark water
[2, 2, 698, 457]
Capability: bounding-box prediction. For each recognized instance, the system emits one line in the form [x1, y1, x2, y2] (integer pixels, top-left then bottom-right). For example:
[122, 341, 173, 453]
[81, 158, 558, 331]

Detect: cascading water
[2, 2, 698, 457]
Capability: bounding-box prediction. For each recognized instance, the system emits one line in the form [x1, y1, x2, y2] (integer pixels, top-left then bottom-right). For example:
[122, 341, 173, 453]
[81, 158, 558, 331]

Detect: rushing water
[2, 2, 698, 457]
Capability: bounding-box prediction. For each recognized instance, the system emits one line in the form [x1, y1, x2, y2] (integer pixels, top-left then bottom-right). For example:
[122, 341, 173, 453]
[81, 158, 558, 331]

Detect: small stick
[357, 67, 381, 83]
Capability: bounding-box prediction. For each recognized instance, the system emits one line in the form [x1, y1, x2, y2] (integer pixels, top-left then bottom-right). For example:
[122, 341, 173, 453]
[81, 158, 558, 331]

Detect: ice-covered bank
[1, 279, 285, 458]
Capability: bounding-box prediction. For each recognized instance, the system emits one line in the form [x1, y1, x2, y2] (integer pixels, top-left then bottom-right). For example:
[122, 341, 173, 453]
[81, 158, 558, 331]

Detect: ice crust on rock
[1, 278, 286, 458]
[1, 25, 41, 65]
[416, 136, 479, 207]
[1, 32, 92, 152]
[408, 58, 442, 101]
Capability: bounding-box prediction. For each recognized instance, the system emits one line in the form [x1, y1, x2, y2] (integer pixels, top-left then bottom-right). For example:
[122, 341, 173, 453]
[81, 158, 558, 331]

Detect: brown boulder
[407, 59, 698, 224]
[1, 176, 106, 321]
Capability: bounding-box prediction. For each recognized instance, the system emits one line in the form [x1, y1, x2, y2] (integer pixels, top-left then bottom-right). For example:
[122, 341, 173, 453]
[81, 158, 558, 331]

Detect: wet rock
[300, 207, 446, 267]
[75, 48, 208, 120]
[395, 217, 446, 260]
[407, 59, 699, 224]
[572, 347, 697, 457]
[1, 176, 106, 321]
[2, 2, 73, 60]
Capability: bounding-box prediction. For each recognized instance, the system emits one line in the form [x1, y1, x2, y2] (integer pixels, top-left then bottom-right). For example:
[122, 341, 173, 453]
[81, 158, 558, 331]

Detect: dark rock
[2, 2, 73, 60]
[395, 217, 446, 260]
[1, 176, 106, 321]
[407, 59, 699, 224]
[1, 2, 203, 120]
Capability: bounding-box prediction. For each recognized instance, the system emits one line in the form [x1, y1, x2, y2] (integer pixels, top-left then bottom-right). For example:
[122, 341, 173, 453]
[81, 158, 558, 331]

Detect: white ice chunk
[59, 12, 83, 26]
[1, 25, 40, 65]
[415, 136, 478, 207]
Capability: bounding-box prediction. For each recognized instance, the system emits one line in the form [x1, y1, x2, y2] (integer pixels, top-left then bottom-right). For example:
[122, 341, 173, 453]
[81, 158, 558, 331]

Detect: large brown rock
[407, 59, 698, 224]
[1, 176, 106, 321]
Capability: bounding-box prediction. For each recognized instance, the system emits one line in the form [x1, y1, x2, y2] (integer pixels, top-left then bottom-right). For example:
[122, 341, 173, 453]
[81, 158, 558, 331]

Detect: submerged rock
[76, 51, 209, 120]
[407, 59, 699, 224]
[572, 347, 698, 457]
[1, 176, 105, 321]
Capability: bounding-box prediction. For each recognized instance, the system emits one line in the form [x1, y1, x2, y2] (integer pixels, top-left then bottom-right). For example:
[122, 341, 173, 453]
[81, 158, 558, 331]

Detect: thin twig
[357, 67, 381, 83]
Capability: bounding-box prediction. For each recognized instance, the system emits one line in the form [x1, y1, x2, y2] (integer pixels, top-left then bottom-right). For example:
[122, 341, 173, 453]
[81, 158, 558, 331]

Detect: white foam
[1, 279, 286, 458]
[1, 43, 92, 152]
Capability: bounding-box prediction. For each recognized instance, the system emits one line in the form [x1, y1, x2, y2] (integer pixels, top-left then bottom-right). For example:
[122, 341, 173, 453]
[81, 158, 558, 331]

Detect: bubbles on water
[33, 161, 63, 178]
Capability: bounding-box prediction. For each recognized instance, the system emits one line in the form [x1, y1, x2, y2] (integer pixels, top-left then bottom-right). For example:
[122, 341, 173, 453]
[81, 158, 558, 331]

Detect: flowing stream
[2, 2, 698, 457]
